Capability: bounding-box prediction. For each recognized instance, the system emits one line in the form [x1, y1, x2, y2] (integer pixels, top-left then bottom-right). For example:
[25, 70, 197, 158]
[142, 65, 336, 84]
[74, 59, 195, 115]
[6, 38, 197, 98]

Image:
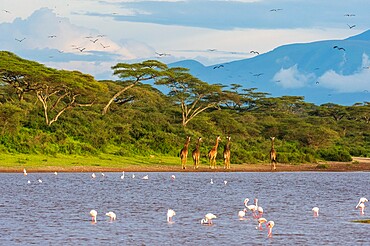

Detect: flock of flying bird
[22, 168, 368, 238]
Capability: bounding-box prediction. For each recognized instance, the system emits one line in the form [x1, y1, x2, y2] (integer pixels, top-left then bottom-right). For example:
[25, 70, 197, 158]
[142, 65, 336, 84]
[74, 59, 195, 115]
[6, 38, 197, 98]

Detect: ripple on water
[0, 172, 369, 245]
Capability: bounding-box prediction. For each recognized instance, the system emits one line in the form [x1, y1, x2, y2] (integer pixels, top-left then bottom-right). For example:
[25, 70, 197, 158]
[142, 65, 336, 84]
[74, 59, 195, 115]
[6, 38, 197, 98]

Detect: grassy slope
[0, 153, 181, 171]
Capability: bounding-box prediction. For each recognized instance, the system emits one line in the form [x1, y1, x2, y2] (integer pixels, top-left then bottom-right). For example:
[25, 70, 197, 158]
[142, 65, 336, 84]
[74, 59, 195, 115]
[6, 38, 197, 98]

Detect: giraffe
[208, 136, 221, 169]
[223, 136, 231, 169]
[270, 137, 277, 171]
[180, 136, 191, 169]
[192, 137, 202, 169]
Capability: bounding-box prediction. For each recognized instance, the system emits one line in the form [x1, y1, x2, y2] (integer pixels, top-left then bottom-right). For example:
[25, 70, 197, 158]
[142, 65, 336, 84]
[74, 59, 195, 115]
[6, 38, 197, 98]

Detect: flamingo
[90, 210, 97, 222]
[120, 171, 125, 179]
[201, 213, 217, 225]
[23, 168, 27, 176]
[106, 212, 116, 221]
[356, 197, 368, 208]
[91, 173, 96, 179]
[167, 209, 176, 223]
[244, 198, 258, 215]
[38, 179, 42, 183]
[132, 174, 135, 178]
[224, 180, 228, 185]
[257, 206, 264, 218]
[267, 221, 275, 237]
[210, 179, 213, 184]
[101, 172, 105, 178]
[312, 207, 319, 217]
[358, 203, 366, 215]
[238, 209, 247, 220]
[171, 175, 176, 180]
[54, 172, 58, 176]
[257, 217, 267, 230]
[356, 197, 368, 215]
[142, 175, 149, 180]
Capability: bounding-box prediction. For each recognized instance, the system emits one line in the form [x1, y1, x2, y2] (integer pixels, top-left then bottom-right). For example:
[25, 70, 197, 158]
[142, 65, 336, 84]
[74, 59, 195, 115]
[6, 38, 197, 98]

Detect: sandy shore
[1, 157, 369, 173]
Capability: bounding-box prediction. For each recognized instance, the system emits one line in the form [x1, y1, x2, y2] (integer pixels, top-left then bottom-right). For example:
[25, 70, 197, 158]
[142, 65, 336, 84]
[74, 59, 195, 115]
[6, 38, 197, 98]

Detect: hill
[170, 30, 370, 105]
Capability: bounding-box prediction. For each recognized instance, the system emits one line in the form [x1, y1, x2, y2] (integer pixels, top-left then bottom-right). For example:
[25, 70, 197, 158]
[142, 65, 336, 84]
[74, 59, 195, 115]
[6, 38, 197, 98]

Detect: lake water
[0, 172, 369, 245]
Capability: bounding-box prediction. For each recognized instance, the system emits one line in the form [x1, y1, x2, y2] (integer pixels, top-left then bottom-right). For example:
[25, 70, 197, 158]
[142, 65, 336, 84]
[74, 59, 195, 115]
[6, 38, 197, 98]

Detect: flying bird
[100, 43, 110, 49]
[76, 47, 86, 52]
[15, 38, 26, 42]
[253, 73, 264, 77]
[250, 50, 259, 55]
[347, 24, 356, 29]
[333, 46, 346, 51]
[270, 8, 283, 11]
[344, 14, 355, 17]
[155, 52, 170, 57]
[90, 39, 99, 43]
[3, 9, 11, 14]
[213, 65, 224, 69]
[48, 35, 57, 38]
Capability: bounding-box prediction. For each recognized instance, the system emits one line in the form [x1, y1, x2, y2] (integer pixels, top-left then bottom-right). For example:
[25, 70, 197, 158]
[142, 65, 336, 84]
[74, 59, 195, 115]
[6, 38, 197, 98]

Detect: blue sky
[1, 0, 369, 80]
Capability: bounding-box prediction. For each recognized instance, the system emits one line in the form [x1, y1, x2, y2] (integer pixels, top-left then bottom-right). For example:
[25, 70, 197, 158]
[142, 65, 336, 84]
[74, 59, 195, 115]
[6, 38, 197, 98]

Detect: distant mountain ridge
[170, 30, 370, 105]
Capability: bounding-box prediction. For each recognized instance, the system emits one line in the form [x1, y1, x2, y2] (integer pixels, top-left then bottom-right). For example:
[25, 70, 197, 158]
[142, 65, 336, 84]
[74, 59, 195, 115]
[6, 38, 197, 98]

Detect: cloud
[273, 65, 315, 88]
[0, 7, 156, 79]
[87, 0, 370, 30]
[318, 53, 370, 92]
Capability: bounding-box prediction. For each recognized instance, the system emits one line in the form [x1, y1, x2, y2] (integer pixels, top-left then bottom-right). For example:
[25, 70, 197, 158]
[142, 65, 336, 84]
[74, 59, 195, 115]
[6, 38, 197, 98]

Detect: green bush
[318, 147, 352, 162]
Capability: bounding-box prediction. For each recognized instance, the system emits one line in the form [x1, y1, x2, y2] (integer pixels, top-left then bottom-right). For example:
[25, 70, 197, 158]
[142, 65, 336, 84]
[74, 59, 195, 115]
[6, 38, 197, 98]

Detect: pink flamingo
[90, 210, 97, 223]
[257, 217, 267, 230]
[267, 221, 275, 237]
[312, 207, 319, 217]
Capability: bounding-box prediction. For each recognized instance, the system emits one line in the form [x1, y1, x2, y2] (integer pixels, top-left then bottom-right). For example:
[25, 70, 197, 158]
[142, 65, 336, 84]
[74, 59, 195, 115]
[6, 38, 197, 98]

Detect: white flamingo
[257, 206, 264, 218]
[23, 168, 27, 176]
[358, 203, 366, 215]
[356, 197, 368, 208]
[132, 174, 135, 178]
[171, 175, 176, 180]
[267, 221, 275, 237]
[90, 210, 97, 222]
[210, 179, 213, 184]
[91, 173, 96, 179]
[120, 171, 125, 179]
[244, 198, 258, 214]
[142, 175, 149, 180]
[312, 207, 319, 217]
[167, 209, 176, 223]
[54, 172, 58, 176]
[201, 213, 217, 225]
[238, 209, 247, 220]
[356, 197, 368, 215]
[106, 211, 116, 221]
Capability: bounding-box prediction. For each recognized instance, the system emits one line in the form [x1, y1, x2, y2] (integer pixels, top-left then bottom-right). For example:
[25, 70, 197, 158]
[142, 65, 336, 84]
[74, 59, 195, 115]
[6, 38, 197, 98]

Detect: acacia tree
[0, 51, 105, 126]
[102, 60, 168, 115]
[35, 70, 103, 126]
[156, 67, 223, 127]
[0, 51, 46, 101]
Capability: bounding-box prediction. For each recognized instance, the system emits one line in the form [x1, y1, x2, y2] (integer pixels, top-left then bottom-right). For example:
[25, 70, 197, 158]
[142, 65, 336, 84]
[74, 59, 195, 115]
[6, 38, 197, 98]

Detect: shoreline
[1, 157, 369, 173]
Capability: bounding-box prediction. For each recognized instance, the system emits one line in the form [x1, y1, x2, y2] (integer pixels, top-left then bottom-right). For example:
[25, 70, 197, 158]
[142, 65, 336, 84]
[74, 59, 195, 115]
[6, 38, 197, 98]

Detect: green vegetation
[1, 51, 369, 168]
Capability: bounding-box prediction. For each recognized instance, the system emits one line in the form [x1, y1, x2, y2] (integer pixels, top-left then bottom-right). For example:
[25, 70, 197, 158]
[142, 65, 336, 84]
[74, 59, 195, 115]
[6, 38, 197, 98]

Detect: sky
[1, 0, 370, 80]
